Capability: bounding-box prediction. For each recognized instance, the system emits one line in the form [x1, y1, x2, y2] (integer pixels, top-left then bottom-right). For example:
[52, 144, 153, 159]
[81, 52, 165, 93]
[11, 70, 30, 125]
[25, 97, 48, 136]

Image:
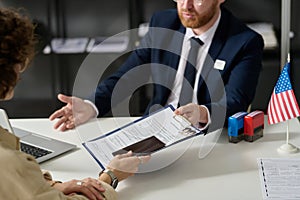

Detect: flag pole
[277, 54, 299, 154]
[286, 120, 289, 145]
[277, 120, 298, 154]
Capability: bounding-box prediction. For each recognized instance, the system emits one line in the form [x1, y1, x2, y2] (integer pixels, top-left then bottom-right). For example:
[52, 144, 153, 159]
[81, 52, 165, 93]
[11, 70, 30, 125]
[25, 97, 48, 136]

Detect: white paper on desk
[83, 105, 202, 169]
[247, 22, 278, 49]
[86, 36, 129, 53]
[258, 158, 300, 200]
[51, 37, 89, 53]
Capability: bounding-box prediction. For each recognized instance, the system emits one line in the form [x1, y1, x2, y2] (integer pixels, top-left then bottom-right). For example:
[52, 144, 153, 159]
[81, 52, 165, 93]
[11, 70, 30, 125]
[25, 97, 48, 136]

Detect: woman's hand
[53, 177, 105, 200]
[106, 151, 151, 181]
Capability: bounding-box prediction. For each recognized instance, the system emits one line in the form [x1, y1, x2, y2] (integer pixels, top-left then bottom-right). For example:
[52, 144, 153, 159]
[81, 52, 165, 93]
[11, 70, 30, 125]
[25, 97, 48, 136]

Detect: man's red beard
[178, 10, 201, 28]
[178, 0, 218, 29]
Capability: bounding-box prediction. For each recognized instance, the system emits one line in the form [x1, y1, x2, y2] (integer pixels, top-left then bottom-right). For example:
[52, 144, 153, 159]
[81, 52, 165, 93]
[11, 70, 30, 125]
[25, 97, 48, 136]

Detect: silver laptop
[0, 108, 76, 163]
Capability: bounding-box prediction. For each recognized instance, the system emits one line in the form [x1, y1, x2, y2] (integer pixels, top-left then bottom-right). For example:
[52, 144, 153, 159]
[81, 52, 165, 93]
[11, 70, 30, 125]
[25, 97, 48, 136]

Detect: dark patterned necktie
[178, 37, 204, 107]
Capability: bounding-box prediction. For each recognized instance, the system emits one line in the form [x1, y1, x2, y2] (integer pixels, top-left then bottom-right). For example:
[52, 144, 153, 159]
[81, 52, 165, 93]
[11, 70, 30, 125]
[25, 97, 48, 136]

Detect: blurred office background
[0, 0, 299, 118]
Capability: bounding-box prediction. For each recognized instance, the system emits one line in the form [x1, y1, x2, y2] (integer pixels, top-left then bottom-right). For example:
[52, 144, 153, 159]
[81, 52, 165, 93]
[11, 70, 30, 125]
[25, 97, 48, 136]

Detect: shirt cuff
[198, 105, 211, 131]
[84, 100, 99, 118]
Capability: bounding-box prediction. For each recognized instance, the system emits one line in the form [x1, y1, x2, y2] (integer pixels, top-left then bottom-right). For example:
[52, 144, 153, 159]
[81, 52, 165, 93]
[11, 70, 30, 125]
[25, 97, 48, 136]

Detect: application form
[83, 105, 202, 169]
[258, 158, 300, 199]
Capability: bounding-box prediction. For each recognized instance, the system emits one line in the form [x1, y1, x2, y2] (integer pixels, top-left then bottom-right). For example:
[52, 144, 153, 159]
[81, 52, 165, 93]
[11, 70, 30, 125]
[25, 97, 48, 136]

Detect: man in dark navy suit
[50, 0, 264, 133]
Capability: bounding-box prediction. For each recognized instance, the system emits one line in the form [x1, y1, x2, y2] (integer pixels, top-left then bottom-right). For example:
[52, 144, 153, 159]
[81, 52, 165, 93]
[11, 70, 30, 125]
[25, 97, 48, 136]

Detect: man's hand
[49, 94, 97, 131]
[174, 103, 208, 127]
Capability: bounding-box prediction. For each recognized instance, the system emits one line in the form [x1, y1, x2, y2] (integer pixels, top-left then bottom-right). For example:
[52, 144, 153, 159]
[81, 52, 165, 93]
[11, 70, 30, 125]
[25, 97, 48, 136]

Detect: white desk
[11, 117, 300, 200]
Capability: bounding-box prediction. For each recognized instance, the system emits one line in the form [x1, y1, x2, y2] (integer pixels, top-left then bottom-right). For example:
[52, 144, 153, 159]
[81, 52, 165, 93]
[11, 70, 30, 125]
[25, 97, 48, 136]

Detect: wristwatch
[99, 169, 118, 189]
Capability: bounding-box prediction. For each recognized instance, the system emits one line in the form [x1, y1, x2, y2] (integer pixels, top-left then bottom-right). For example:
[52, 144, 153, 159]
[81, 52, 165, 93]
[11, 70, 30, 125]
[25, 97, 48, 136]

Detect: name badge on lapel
[214, 59, 226, 70]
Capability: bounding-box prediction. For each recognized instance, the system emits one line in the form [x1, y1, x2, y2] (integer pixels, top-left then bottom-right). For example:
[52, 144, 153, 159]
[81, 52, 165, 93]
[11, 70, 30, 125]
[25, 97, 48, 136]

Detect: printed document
[83, 105, 202, 169]
[258, 158, 300, 199]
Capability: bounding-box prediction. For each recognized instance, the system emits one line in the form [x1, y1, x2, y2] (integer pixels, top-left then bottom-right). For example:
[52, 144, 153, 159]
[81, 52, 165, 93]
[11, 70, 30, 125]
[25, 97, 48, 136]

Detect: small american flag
[267, 62, 300, 124]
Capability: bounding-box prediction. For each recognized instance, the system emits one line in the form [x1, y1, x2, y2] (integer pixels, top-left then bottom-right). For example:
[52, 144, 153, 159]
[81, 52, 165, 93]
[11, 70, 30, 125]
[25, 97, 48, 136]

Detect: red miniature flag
[267, 61, 300, 124]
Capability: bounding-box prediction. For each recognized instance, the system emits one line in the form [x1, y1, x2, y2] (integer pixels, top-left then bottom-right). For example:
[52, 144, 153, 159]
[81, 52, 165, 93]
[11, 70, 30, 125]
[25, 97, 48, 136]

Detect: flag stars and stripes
[275, 67, 292, 94]
[267, 62, 300, 125]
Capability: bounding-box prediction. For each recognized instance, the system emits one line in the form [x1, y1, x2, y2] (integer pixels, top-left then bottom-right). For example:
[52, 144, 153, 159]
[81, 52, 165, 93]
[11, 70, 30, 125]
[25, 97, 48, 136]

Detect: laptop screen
[0, 109, 14, 133]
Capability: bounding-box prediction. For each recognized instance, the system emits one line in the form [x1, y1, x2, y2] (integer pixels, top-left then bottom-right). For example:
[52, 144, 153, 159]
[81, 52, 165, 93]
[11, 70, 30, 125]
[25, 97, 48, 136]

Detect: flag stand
[277, 120, 299, 154]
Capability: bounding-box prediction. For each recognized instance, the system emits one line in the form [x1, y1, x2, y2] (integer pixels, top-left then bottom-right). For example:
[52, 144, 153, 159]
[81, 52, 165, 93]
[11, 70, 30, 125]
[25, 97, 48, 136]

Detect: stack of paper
[138, 22, 149, 37]
[86, 36, 129, 53]
[247, 22, 278, 49]
[50, 37, 89, 54]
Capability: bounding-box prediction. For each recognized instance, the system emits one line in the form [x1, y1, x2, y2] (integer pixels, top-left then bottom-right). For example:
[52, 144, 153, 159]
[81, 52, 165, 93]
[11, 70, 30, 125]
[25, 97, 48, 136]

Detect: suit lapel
[197, 7, 229, 90]
[208, 7, 229, 60]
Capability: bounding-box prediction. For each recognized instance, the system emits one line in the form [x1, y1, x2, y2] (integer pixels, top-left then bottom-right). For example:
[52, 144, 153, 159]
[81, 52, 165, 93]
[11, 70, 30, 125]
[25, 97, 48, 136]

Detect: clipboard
[83, 105, 204, 169]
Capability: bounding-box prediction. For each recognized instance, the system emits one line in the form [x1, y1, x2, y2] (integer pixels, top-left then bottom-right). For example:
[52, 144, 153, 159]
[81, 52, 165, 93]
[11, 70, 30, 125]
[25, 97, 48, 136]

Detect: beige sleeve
[0, 144, 116, 200]
[98, 181, 118, 200]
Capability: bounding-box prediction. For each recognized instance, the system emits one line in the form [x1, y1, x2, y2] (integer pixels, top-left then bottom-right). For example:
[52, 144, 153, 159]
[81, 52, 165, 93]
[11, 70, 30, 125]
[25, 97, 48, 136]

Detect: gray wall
[1, 0, 299, 117]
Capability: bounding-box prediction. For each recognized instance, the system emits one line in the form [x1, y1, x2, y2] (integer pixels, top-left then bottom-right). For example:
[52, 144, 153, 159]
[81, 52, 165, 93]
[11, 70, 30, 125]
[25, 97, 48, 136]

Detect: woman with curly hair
[0, 8, 36, 100]
[0, 7, 150, 200]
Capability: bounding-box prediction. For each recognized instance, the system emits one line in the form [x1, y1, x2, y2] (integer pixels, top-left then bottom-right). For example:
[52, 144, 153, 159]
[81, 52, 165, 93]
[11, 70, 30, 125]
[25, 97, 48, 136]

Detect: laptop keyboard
[20, 142, 52, 158]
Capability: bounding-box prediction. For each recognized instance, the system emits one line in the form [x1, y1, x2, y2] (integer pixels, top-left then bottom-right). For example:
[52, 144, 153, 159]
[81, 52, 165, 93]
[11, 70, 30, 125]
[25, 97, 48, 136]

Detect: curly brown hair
[0, 8, 37, 99]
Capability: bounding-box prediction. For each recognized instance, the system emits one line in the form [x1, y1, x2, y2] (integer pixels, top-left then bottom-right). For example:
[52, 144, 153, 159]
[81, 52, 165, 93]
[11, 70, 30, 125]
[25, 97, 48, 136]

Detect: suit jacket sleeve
[94, 30, 152, 117]
[94, 9, 185, 117]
